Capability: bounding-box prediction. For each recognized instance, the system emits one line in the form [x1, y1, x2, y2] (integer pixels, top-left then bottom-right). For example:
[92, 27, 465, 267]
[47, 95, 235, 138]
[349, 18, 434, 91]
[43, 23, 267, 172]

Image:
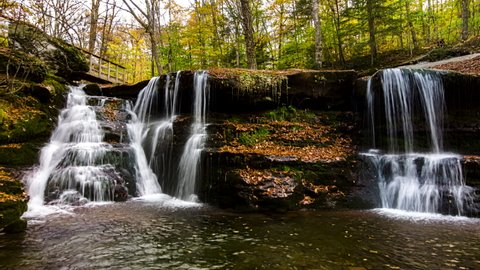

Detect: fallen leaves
[236, 167, 297, 198]
[220, 118, 354, 163]
[434, 56, 480, 76]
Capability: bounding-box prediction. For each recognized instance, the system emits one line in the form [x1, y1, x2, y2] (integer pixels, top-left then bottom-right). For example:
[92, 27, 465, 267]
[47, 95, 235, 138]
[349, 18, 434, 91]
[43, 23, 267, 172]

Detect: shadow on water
[1, 202, 479, 269]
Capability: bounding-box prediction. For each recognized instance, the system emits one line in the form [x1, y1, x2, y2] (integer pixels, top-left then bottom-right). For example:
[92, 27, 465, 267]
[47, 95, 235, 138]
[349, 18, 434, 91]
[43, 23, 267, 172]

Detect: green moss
[44, 74, 68, 96]
[238, 127, 270, 146]
[0, 169, 28, 232]
[0, 142, 41, 166]
[0, 48, 47, 83]
[263, 105, 316, 123]
[0, 98, 52, 144]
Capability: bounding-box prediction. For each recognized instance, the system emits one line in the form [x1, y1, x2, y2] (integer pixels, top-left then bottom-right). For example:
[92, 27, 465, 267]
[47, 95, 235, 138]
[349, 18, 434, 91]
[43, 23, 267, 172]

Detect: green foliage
[238, 127, 270, 146]
[265, 106, 316, 123]
[2, 0, 479, 78]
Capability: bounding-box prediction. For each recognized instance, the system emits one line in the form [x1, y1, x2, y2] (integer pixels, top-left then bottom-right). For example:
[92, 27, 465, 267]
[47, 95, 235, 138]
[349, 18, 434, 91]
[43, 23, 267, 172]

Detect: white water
[366, 69, 476, 215]
[176, 71, 209, 201]
[25, 86, 126, 215]
[128, 78, 163, 195]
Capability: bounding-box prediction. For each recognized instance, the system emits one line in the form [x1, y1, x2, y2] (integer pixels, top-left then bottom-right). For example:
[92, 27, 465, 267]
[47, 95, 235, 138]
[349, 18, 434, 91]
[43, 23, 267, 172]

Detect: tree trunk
[210, 0, 223, 67]
[461, 0, 470, 40]
[88, 0, 100, 53]
[405, 0, 418, 50]
[239, 0, 257, 69]
[312, 0, 323, 69]
[333, 0, 344, 65]
[278, 3, 285, 62]
[366, 0, 377, 65]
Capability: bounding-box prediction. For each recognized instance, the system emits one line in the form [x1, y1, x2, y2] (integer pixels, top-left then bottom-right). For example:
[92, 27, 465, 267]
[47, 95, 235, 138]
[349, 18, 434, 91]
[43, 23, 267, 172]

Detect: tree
[239, 0, 257, 69]
[312, 0, 323, 68]
[88, 0, 101, 53]
[366, 0, 377, 64]
[122, 0, 163, 76]
[460, 0, 470, 40]
[404, 0, 418, 50]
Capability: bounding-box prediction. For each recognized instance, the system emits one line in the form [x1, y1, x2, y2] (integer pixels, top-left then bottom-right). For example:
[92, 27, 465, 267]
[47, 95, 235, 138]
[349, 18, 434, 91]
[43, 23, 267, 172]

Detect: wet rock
[228, 169, 301, 211]
[114, 185, 129, 202]
[83, 84, 102, 96]
[3, 218, 27, 234]
[207, 68, 357, 112]
[97, 80, 150, 99]
[48, 190, 88, 206]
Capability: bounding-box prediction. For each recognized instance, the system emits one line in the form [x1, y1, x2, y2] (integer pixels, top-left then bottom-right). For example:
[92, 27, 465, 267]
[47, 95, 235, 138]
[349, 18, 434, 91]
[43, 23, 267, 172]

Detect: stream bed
[1, 199, 479, 269]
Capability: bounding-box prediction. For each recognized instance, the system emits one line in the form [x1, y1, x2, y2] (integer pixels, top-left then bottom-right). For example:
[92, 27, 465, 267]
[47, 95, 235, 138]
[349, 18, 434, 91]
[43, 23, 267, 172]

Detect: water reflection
[1, 203, 479, 269]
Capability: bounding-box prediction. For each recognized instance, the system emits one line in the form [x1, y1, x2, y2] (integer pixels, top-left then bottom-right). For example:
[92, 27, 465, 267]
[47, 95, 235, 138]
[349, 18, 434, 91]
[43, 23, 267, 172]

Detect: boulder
[0, 48, 47, 83]
[97, 80, 150, 99]
[8, 20, 88, 80]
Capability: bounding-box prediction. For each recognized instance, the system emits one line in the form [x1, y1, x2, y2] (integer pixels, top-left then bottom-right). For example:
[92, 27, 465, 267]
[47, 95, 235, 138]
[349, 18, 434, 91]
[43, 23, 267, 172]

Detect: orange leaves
[435, 56, 480, 76]
[220, 118, 354, 163]
[236, 167, 296, 199]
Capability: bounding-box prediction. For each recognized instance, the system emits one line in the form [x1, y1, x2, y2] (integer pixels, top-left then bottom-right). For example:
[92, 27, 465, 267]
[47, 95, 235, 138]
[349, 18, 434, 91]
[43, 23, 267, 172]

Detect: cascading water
[26, 86, 135, 212]
[131, 72, 183, 194]
[176, 71, 209, 201]
[365, 68, 476, 215]
[128, 77, 165, 196]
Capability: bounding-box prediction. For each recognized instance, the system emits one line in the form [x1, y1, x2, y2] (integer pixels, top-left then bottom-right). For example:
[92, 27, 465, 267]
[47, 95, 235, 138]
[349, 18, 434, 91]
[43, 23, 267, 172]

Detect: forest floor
[432, 55, 480, 76]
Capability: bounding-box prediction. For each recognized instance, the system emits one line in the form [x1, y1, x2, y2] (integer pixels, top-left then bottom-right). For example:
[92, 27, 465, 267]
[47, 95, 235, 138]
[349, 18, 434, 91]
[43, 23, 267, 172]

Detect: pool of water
[1, 200, 479, 269]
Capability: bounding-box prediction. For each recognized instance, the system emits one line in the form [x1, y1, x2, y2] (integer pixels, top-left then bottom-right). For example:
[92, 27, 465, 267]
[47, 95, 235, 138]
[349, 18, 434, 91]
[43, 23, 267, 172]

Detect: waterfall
[26, 86, 134, 212]
[176, 71, 209, 201]
[366, 68, 476, 215]
[132, 72, 182, 194]
[128, 77, 164, 196]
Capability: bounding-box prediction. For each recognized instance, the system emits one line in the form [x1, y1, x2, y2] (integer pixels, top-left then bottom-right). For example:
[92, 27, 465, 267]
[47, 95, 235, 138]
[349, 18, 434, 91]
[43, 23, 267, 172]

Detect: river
[1, 199, 479, 269]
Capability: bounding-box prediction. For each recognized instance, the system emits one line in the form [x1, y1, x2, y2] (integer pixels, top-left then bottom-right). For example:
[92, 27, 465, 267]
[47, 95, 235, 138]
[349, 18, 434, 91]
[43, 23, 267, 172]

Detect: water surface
[1, 202, 479, 269]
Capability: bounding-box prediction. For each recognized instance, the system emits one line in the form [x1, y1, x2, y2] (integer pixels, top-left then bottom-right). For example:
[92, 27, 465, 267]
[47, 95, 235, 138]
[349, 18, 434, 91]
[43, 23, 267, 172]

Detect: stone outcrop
[198, 109, 365, 211]
[8, 20, 88, 80]
[207, 68, 357, 112]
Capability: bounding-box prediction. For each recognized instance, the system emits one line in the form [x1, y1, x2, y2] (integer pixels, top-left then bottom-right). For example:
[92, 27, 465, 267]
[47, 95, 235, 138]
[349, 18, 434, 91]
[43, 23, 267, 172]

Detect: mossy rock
[8, 21, 88, 79]
[0, 97, 53, 144]
[0, 168, 28, 233]
[0, 142, 41, 166]
[0, 48, 47, 83]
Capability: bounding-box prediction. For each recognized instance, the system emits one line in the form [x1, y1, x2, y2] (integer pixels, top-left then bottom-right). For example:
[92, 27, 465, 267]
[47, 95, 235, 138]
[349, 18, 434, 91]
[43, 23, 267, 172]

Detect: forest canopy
[1, 0, 478, 82]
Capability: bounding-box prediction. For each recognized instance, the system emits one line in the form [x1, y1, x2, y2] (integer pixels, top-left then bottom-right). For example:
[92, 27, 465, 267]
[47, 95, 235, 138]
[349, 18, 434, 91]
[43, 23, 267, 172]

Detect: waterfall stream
[366, 68, 476, 215]
[26, 86, 136, 214]
[176, 71, 209, 201]
[25, 71, 209, 214]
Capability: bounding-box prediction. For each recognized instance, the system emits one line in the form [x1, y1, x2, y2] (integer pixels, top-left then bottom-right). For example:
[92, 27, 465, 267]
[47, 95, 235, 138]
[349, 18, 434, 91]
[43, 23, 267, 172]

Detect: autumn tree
[88, 0, 100, 53]
[240, 0, 257, 69]
[312, 0, 323, 68]
[122, 0, 163, 76]
[460, 0, 470, 40]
